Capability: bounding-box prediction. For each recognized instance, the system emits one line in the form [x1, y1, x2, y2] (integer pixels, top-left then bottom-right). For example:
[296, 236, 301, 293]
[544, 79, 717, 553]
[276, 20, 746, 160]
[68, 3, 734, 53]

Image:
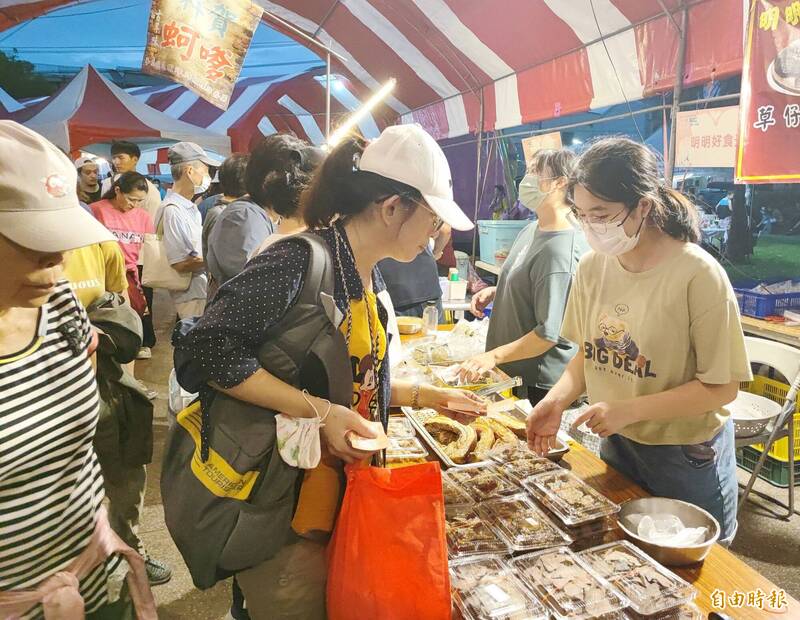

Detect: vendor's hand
[571, 402, 637, 438]
[321, 404, 386, 464]
[420, 385, 486, 412]
[470, 286, 496, 318]
[526, 398, 566, 456]
[457, 350, 498, 383]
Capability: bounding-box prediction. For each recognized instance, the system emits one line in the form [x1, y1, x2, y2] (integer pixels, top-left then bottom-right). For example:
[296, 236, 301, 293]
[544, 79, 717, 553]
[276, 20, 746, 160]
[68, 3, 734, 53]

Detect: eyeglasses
[124, 196, 146, 207]
[378, 194, 444, 233]
[569, 205, 632, 234]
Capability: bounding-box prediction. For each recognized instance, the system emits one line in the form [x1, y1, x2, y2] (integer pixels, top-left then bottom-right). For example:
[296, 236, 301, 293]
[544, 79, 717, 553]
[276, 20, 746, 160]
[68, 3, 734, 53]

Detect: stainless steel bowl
[618, 497, 719, 566]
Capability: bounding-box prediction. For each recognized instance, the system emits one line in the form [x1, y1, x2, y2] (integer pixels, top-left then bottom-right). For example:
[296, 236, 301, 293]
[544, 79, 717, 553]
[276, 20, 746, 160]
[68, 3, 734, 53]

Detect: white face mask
[274, 391, 331, 469]
[275, 414, 323, 469]
[580, 208, 645, 256]
[192, 168, 212, 195]
[518, 173, 553, 212]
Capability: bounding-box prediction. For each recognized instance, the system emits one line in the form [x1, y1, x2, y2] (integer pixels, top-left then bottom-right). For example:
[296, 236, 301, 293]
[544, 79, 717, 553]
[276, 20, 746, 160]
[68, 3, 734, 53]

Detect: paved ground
[135, 292, 800, 618]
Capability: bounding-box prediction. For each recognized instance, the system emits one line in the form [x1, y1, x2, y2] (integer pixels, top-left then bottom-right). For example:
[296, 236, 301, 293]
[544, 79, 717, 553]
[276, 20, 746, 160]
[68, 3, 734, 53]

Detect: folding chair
[735, 336, 800, 518]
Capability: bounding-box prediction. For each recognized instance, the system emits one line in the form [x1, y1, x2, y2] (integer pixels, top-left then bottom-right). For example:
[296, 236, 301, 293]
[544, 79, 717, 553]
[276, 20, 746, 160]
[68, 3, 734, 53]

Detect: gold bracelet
[411, 383, 420, 409]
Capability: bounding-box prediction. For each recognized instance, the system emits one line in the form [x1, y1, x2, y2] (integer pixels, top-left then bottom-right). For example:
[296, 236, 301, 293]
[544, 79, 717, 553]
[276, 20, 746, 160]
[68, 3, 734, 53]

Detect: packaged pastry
[523, 470, 620, 527]
[442, 474, 474, 506]
[455, 469, 520, 501]
[446, 504, 509, 558]
[512, 547, 628, 620]
[580, 541, 696, 616]
[565, 517, 619, 541]
[496, 455, 560, 483]
[450, 555, 549, 620]
[477, 494, 572, 552]
[386, 436, 428, 459]
[387, 416, 416, 438]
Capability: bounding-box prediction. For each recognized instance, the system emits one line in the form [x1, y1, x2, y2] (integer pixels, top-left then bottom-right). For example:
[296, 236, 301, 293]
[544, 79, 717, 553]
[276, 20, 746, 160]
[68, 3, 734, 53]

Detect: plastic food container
[523, 470, 620, 527]
[495, 455, 561, 483]
[624, 602, 703, 620]
[442, 475, 474, 506]
[446, 504, 509, 558]
[455, 469, 520, 501]
[565, 517, 619, 541]
[450, 555, 549, 620]
[511, 547, 629, 620]
[386, 436, 428, 459]
[387, 416, 416, 438]
[580, 541, 696, 616]
[477, 494, 573, 552]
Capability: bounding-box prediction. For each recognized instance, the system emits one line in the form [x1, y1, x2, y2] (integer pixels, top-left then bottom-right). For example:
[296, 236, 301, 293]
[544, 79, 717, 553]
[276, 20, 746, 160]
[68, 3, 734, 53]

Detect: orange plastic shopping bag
[327, 461, 451, 620]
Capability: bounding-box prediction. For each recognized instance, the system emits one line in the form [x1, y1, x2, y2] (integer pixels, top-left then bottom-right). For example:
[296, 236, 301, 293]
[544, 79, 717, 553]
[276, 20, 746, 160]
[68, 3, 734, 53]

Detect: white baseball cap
[74, 155, 97, 169]
[0, 121, 114, 252]
[358, 124, 473, 231]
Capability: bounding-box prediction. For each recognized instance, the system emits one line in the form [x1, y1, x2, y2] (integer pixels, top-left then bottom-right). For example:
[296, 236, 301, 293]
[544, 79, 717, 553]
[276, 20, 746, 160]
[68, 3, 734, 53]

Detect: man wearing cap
[75, 155, 103, 205]
[0, 121, 156, 618]
[156, 141, 220, 318]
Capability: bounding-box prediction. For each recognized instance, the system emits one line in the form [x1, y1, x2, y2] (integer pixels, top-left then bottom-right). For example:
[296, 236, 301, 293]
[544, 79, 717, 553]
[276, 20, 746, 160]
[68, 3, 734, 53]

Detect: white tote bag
[141, 206, 192, 291]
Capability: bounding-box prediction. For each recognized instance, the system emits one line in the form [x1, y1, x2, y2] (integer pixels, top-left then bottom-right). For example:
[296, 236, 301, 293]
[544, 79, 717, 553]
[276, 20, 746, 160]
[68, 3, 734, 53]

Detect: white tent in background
[0, 86, 23, 116]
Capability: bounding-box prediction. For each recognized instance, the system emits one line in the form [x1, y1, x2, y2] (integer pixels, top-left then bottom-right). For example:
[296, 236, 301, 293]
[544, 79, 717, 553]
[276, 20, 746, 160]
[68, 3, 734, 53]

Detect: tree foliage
[0, 50, 56, 98]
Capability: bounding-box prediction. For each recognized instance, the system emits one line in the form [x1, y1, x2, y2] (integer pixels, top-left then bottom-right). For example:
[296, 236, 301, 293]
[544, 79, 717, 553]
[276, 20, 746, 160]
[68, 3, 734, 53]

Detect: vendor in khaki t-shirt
[526, 138, 752, 545]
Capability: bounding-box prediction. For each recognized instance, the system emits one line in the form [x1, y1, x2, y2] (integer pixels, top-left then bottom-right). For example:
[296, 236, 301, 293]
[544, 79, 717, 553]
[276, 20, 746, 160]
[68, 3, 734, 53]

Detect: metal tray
[402, 406, 495, 468]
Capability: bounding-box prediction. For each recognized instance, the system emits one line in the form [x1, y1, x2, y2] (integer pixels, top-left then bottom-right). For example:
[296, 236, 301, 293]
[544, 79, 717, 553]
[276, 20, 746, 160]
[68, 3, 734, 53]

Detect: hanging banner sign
[142, 0, 263, 110]
[675, 105, 739, 168]
[521, 132, 563, 166]
[736, 0, 800, 183]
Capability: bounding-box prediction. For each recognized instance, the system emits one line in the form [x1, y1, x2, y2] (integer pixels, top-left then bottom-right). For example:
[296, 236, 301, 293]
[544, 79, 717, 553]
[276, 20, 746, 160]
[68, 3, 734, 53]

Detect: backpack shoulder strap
[293, 233, 335, 307]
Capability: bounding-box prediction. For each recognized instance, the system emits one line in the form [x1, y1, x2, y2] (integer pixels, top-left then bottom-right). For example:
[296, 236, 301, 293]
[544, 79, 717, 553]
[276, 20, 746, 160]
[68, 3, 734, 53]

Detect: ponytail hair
[102, 171, 148, 201]
[571, 137, 699, 243]
[300, 134, 421, 229]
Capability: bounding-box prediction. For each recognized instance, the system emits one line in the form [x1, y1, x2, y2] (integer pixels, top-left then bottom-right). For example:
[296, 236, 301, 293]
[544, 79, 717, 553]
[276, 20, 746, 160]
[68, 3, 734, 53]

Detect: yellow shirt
[291, 291, 387, 538]
[63, 241, 128, 308]
[561, 243, 752, 445]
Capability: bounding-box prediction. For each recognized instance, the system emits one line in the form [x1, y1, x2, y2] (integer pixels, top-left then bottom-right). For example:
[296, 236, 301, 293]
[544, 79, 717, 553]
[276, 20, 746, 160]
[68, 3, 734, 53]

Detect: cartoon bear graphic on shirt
[594, 312, 647, 369]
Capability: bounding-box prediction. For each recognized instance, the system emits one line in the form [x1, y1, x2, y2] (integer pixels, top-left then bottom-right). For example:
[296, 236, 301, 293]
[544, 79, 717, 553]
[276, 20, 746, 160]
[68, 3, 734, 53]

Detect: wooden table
[742, 315, 800, 348]
[562, 440, 798, 619]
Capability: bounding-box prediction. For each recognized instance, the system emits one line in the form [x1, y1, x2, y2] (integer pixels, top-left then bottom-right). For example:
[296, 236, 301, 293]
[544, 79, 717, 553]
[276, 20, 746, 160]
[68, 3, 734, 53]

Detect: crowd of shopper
[0, 115, 749, 619]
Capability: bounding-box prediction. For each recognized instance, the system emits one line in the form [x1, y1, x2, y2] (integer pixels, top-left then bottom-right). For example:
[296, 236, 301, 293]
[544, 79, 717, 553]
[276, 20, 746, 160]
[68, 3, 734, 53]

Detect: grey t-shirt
[206, 198, 274, 288]
[486, 223, 589, 390]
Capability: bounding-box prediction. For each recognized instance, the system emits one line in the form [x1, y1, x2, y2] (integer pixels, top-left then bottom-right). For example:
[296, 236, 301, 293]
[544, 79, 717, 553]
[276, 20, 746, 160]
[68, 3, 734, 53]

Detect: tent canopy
[11, 64, 231, 155]
[0, 86, 23, 116]
[0, 0, 743, 142]
[129, 67, 393, 150]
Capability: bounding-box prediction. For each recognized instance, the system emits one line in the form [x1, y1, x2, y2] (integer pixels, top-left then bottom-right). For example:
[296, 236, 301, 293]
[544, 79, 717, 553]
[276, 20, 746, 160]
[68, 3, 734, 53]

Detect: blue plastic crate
[732, 278, 800, 319]
[477, 220, 530, 265]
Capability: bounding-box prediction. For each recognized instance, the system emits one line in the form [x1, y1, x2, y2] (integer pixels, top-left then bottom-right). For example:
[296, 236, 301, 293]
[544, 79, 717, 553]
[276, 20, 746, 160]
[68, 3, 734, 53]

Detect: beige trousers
[236, 537, 327, 620]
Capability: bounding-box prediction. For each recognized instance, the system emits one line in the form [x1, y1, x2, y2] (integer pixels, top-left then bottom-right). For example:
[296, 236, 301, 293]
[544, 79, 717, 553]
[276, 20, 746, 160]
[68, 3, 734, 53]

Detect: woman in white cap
[0, 121, 155, 619]
[177, 125, 478, 619]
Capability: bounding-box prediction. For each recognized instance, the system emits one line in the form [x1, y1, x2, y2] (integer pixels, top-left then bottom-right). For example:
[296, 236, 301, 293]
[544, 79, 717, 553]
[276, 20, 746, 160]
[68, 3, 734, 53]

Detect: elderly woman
[0, 121, 155, 619]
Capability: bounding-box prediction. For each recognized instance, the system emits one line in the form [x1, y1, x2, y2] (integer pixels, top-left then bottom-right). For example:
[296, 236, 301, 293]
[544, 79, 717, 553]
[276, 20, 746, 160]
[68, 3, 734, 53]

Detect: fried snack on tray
[469, 420, 495, 462]
[479, 416, 518, 449]
[445, 505, 508, 556]
[423, 415, 477, 464]
[488, 412, 527, 438]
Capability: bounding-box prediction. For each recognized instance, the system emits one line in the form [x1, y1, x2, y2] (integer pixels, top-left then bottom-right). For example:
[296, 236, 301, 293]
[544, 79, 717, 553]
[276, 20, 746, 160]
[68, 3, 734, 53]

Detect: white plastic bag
[627, 513, 708, 547]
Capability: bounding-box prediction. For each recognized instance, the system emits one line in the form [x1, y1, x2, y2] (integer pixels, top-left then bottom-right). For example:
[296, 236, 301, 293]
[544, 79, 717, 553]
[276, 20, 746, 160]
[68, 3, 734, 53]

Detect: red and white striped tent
[0, 0, 744, 141]
[128, 67, 392, 150]
[10, 64, 231, 155]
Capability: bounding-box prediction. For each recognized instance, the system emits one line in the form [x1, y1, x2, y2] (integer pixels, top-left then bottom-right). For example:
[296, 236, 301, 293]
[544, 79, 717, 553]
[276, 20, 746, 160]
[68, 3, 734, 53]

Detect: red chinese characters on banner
[737, 0, 800, 183]
[142, 0, 262, 110]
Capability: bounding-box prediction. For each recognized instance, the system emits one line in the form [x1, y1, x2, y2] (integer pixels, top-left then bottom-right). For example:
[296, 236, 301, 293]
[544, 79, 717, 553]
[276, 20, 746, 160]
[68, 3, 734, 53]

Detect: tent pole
[326, 51, 332, 140]
[665, 5, 688, 185]
[471, 90, 485, 263]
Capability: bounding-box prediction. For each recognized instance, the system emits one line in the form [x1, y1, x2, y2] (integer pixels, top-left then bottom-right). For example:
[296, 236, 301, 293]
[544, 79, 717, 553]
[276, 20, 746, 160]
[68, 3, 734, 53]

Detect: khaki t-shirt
[64, 241, 128, 308]
[561, 243, 752, 445]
